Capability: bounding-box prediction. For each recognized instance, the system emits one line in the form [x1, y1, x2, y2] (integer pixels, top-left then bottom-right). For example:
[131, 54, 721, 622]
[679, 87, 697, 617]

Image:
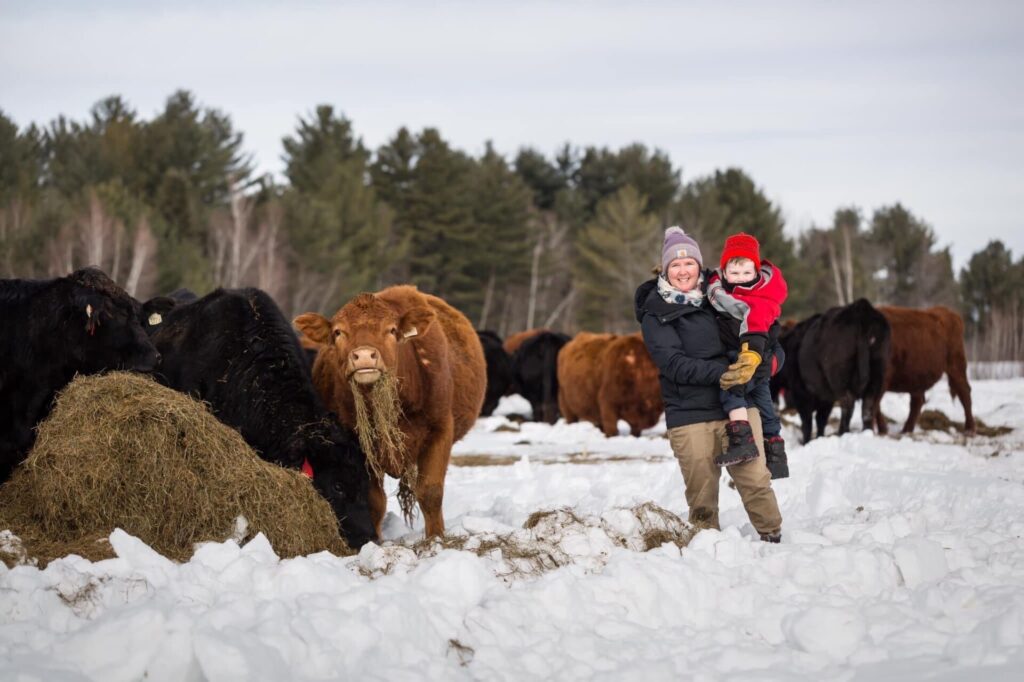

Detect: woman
[635, 227, 783, 542]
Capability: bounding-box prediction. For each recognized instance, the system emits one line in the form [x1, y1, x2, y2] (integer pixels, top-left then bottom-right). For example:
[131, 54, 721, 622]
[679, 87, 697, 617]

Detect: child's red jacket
[706, 260, 788, 357]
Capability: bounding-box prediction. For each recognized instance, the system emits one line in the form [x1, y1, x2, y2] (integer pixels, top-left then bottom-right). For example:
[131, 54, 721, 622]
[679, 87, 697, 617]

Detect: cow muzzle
[348, 345, 383, 385]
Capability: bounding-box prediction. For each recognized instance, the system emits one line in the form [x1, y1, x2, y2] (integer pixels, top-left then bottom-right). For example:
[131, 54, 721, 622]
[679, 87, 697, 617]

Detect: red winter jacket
[706, 260, 788, 356]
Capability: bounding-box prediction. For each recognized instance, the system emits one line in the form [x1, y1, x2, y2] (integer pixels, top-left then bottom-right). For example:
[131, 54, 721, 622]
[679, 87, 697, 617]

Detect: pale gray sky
[2, 0, 1022, 269]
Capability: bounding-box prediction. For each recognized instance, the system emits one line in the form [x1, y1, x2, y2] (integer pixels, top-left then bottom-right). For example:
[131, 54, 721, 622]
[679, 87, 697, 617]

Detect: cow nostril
[370, 351, 377, 360]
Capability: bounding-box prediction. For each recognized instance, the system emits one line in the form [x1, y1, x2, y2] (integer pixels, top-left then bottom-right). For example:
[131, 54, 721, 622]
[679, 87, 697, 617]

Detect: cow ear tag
[86, 304, 93, 318]
[148, 313, 163, 326]
[403, 327, 418, 339]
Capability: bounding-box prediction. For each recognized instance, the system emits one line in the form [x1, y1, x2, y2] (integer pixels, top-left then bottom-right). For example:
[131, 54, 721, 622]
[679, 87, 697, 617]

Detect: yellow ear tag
[403, 327, 418, 339]
[148, 313, 163, 326]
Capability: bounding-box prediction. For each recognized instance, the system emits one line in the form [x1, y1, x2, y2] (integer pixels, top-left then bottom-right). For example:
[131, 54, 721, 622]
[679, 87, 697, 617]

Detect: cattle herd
[0, 269, 976, 548]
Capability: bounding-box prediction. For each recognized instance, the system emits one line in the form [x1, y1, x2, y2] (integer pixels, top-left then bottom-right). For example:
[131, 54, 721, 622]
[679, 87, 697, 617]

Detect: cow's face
[295, 294, 435, 387]
[66, 269, 162, 374]
[294, 425, 377, 549]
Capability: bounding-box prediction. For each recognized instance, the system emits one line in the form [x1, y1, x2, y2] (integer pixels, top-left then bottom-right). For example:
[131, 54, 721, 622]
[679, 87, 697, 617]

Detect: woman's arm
[641, 316, 726, 387]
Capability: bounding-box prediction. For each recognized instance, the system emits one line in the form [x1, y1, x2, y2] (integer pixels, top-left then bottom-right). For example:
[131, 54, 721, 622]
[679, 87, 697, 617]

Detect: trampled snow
[3, 381, 1024, 680]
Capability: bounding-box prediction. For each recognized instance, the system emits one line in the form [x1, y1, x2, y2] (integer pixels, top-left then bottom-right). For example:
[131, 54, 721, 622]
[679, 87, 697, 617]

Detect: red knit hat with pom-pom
[720, 232, 761, 271]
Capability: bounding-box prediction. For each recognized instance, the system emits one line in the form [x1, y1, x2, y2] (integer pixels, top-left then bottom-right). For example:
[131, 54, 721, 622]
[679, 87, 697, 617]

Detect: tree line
[1, 91, 1021, 360]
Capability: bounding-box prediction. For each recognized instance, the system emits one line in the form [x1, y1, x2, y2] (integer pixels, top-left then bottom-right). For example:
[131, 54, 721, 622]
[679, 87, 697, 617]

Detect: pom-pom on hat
[661, 226, 703, 272]
[720, 232, 761, 271]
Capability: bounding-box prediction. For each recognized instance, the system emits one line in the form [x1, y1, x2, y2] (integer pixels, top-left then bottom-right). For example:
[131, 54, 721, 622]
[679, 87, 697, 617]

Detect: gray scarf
[658, 274, 705, 307]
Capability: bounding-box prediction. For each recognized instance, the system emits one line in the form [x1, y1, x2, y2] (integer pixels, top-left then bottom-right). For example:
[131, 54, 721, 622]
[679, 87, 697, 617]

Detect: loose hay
[918, 409, 1012, 438]
[0, 372, 349, 567]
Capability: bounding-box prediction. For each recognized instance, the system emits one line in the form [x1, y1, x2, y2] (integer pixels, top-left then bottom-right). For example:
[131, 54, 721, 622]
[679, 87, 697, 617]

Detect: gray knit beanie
[661, 226, 703, 272]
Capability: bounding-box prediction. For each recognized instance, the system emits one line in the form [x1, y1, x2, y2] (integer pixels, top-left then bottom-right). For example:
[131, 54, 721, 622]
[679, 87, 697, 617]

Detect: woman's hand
[719, 343, 762, 389]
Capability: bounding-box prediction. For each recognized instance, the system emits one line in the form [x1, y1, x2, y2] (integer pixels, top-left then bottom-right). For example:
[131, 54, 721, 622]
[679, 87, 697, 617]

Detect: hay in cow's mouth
[0, 372, 350, 568]
[350, 371, 407, 481]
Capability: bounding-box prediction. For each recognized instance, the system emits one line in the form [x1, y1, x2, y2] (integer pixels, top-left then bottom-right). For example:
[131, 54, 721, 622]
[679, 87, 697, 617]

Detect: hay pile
[0, 372, 349, 567]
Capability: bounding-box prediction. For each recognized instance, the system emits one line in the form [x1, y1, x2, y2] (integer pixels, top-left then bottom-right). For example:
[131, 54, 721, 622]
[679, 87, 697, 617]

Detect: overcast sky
[2, 0, 1022, 269]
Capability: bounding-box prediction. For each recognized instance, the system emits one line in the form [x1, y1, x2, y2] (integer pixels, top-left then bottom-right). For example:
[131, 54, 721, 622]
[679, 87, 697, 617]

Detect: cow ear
[294, 313, 333, 345]
[143, 296, 177, 327]
[399, 306, 435, 341]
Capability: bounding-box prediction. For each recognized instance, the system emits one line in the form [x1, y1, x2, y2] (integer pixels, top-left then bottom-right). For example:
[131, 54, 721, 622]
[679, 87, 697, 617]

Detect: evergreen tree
[576, 144, 679, 220]
[575, 185, 660, 332]
[281, 106, 396, 310]
[959, 240, 1021, 334]
[867, 204, 957, 307]
[371, 128, 477, 311]
[469, 142, 532, 327]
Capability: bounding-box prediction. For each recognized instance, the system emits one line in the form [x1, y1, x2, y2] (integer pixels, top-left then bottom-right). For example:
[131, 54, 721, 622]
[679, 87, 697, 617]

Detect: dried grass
[918, 409, 1011, 437]
[0, 372, 349, 568]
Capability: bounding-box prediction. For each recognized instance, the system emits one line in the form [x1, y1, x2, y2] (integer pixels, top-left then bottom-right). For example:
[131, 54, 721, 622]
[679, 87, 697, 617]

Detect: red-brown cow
[558, 332, 663, 437]
[503, 328, 546, 355]
[875, 305, 975, 435]
[295, 286, 486, 537]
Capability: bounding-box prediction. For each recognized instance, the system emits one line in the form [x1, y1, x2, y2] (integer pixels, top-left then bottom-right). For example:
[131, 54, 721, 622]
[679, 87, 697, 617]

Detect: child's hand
[719, 343, 761, 389]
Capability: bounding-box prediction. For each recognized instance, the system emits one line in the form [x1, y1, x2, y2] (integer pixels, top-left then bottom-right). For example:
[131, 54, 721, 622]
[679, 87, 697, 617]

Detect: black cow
[145, 287, 376, 549]
[780, 299, 892, 443]
[1, 268, 166, 483]
[512, 331, 571, 424]
[477, 330, 513, 416]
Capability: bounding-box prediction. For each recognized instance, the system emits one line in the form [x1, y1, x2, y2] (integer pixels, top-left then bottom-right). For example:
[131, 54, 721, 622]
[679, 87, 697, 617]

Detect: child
[706, 233, 789, 479]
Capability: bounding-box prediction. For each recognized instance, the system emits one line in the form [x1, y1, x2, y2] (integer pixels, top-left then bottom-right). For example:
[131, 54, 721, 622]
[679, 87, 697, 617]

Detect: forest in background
[1, 91, 1022, 361]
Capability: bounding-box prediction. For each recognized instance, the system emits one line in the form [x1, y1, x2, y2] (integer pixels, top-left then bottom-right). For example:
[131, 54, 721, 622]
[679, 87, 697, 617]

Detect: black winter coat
[635, 277, 731, 428]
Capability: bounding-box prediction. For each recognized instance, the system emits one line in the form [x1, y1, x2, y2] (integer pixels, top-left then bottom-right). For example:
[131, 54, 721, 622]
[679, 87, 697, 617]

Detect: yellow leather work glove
[719, 342, 762, 390]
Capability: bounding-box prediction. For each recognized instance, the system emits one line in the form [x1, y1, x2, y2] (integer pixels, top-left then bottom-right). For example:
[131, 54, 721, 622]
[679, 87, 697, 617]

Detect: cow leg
[874, 392, 889, 435]
[599, 398, 620, 438]
[861, 395, 876, 433]
[815, 403, 830, 439]
[368, 475, 387, 539]
[799, 406, 814, 443]
[416, 424, 455, 538]
[903, 392, 925, 434]
[838, 396, 854, 435]
[558, 392, 576, 424]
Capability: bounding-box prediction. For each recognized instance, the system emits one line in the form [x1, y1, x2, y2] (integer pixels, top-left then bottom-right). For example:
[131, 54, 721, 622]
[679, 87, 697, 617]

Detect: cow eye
[333, 329, 343, 339]
[332, 482, 346, 495]
[389, 326, 399, 338]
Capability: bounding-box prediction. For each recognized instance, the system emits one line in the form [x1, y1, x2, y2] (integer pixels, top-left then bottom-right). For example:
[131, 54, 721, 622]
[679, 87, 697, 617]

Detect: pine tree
[575, 186, 660, 332]
[867, 204, 956, 307]
[281, 106, 397, 312]
[469, 142, 532, 327]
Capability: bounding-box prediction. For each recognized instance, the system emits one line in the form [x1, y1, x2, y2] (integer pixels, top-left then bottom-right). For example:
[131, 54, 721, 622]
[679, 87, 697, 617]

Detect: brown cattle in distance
[558, 332, 663, 437]
[875, 305, 975, 435]
[503, 328, 546, 355]
[295, 286, 486, 538]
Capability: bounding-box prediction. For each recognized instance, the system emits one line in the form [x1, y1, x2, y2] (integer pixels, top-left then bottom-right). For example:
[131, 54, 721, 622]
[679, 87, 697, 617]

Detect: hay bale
[0, 372, 349, 567]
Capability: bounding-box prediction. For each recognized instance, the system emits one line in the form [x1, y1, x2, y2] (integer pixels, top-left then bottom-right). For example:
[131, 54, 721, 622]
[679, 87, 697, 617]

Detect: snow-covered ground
[3, 381, 1024, 680]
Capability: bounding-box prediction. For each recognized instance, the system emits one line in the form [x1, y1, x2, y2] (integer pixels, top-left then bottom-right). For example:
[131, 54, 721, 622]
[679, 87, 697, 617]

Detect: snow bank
[3, 384, 1024, 679]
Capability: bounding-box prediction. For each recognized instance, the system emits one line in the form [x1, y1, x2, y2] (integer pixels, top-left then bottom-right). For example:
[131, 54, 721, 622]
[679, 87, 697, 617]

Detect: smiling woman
[635, 227, 784, 542]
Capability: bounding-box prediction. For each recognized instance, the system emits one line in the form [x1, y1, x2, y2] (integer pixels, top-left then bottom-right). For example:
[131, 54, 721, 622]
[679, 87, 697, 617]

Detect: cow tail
[942, 308, 969, 405]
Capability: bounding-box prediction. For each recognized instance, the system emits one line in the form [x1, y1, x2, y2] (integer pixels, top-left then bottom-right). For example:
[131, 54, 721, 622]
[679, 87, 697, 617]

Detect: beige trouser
[666, 408, 783, 536]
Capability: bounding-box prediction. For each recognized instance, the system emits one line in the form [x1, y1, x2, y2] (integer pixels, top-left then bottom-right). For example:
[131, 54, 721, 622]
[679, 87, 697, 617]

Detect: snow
[3, 380, 1024, 679]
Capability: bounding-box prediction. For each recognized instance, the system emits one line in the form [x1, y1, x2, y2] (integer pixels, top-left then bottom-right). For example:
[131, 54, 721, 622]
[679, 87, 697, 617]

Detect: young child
[706, 232, 789, 479]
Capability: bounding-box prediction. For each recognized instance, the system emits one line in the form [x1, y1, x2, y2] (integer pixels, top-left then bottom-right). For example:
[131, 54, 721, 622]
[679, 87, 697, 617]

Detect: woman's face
[667, 258, 701, 292]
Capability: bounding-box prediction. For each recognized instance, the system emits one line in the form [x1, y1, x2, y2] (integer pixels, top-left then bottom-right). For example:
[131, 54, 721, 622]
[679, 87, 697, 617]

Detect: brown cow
[874, 305, 975, 435]
[503, 328, 546, 355]
[295, 286, 486, 537]
[558, 332, 663, 437]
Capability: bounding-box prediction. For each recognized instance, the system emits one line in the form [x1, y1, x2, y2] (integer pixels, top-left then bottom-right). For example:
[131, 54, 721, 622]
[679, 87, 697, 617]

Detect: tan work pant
[666, 408, 783, 536]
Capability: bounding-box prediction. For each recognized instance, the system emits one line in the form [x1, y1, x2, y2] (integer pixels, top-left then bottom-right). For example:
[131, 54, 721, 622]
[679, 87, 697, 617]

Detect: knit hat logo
[661, 227, 703, 272]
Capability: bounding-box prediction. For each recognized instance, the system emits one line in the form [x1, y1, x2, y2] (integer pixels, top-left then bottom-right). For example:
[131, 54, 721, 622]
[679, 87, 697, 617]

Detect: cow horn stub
[403, 327, 418, 339]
